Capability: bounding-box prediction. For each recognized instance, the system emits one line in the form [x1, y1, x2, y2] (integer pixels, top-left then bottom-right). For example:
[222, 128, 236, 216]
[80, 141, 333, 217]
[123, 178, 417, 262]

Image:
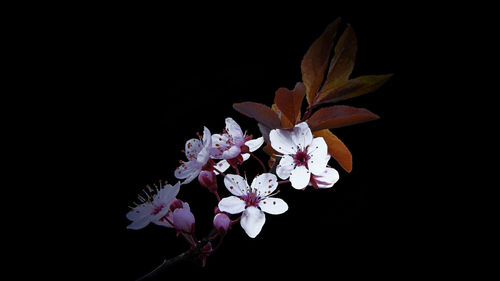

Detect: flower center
[242, 191, 260, 207]
[293, 150, 310, 166]
[151, 203, 165, 215]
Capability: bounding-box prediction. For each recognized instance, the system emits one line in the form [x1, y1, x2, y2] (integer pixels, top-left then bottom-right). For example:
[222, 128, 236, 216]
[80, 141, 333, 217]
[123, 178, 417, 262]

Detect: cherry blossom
[175, 127, 212, 184]
[126, 181, 181, 230]
[210, 117, 264, 161]
[218, 173, 288, 238]
[270, 122, 330, 189]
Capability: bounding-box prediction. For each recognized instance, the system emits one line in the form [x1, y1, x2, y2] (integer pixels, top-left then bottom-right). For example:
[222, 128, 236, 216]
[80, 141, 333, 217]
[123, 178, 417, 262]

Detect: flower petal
[214, 160, 230, 175]
[175, 161, 201, 184]
[245, 137, 264, 152]
[269, 128, 297, 155]
[210, 134, 232, 159]
[291, 122, 313, 149]
[158, 182, 181, 204]
[218, 196, 246, 214]
[276, 155, 295, 180]
[126, 216, 151, 230]
[311, 167, 339, 188]
[223, 174, 248, 196]
[241, 206, 266, 238]
[250, 173, 278, 195]
[126, 204, 153, 221]
[225, 117, 244, 145]
[307, 137, 329, 175]
[184, 139, 202, 160]
[289, 165, 311, 189]
[259, 198, 288, 215]
[221, 145, 241, 159]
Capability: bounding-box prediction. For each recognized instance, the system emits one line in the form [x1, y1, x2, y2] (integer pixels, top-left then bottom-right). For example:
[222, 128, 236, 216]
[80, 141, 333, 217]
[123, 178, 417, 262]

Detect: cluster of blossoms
[126, 19, 390, 276]
[127, 118, 339, 239]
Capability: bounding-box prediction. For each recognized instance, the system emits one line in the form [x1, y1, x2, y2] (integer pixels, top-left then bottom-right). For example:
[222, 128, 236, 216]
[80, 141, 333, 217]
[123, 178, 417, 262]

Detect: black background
[36, 4, 462, 280]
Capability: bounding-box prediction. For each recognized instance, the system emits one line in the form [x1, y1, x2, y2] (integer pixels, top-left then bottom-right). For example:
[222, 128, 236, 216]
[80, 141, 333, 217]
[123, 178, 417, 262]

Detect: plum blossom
[210, 118, 264, 170]
[126, 181, 181, 230]
[218, 173, 288, 238]
[270, 122, 330, 189]
[175, 127, 212, 184]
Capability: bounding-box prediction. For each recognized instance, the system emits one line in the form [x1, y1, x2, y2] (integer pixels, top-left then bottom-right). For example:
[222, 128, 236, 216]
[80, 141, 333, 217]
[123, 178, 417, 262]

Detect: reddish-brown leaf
[301, 18, 341, 105]
[233, 102, 282, 129]
[316, 74, 393, 105]
[271, 104, 294, 129]
[324, 25, 357, 89]
[307, 105, 379, 131]
[274, 82, 305, 128]
[313, 129, 352, 173]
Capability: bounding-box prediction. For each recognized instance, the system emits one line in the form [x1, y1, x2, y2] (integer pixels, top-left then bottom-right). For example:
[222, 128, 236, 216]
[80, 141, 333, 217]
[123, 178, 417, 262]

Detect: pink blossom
[210, 118, 264, 173]
[126, 181, 181, 230]
[218, 173, 288, 238]
[270, 122, 331, 189]
[175, 127, 212, 184]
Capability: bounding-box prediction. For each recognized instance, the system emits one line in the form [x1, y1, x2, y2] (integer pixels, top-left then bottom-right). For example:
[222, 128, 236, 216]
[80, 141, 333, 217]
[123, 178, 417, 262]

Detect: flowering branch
[126, 18, 391, 275]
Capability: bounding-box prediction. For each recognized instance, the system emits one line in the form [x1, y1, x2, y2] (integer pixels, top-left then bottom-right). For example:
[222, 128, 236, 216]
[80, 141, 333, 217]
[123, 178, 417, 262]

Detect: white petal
[259, 198, 288, 215]
[218, 196, 246, 214]
[221, 145, 241, 159]
[242, 153, 250, 161]
[126, 216, 151, 230]
[245, 137, 264, 152]
[182, 169, 200, 184]
[225, 118, 244, 145]
[210, 134, 232, 159]
[223, 174, 248, 196]
[184, 139, 202, 160]
[214, 160, 230, 175]
[158, 181, 181, 204]
[291, 122, 313, 149]
[175, 161, 198, 179]
[311, 167, 339, 188]
[202, 126, 212, 146]
[241, 206, 266, 238]
[250, 173, 278, 195]
[289, 165, 311, 189]
[126, 203, 153, 221]
[276, 155, 295, 180]
[307, 137, 329, 175]
[269, 128, 297, 155]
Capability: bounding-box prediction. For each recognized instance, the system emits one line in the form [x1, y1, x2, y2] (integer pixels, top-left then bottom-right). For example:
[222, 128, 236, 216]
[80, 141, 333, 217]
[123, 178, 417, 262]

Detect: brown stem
[135, 229, 218, 281]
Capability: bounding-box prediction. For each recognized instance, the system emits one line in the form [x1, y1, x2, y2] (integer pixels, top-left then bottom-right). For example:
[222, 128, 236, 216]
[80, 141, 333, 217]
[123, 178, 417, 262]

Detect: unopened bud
[213, 213, 231, 234]
[198, 170, 218, 193]
[172, 208, 195, 234]
[169, 199, 184, 211]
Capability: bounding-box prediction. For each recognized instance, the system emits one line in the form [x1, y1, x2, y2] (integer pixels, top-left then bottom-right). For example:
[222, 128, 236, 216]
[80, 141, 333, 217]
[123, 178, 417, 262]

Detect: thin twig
[135, 229, 217, 281]
[250, 152, 267, 173]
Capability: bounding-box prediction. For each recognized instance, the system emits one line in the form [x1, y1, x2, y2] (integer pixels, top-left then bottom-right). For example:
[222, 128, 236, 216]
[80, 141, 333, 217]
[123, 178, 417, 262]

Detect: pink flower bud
[172, 208, 195, 234]
[213, 213, 231, 233]
[169, 199, 184, 211]
[198, 170, 218, 193]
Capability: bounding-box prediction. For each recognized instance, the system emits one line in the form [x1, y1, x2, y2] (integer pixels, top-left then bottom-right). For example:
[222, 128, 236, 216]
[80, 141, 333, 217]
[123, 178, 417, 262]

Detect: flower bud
[198, 170, 218, 193]
[213, 213, 231, 234]
[172, 208, 195, 234]
[169, 199, 184, 211]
